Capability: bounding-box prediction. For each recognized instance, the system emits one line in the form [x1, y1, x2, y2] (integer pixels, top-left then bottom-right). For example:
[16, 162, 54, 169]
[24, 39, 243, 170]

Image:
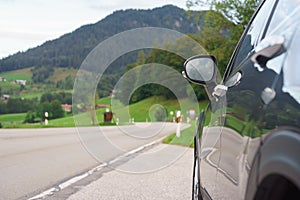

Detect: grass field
[0, 96, 208, 129]
[0, 96, 206, 148]
[0, 113, 26, 123]
[111, 96, 208, 123]
[97, 96, 113, 105]
[0, 67, 78, 100]
[0, 68, 32, 82]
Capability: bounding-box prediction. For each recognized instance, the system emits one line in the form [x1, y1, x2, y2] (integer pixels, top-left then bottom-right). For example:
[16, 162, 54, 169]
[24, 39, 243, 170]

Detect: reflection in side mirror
[184, 55, 216, 84]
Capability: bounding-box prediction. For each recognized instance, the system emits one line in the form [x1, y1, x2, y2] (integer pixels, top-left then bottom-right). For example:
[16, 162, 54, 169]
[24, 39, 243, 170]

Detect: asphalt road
[0, 123, 187, 200]
[64, 144, 193, 200]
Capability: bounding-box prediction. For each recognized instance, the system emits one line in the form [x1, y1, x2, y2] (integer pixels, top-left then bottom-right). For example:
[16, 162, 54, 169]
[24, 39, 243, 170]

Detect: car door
[208, 0, 279, 199]
[197, 1, 278, 199]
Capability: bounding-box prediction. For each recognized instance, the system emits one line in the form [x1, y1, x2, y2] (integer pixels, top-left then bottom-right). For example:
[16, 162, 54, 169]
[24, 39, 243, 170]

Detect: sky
[0, 0, 190, 59]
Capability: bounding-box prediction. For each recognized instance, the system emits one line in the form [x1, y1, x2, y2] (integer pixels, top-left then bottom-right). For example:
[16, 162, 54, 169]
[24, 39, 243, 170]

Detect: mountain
[0, 5, 203, 73]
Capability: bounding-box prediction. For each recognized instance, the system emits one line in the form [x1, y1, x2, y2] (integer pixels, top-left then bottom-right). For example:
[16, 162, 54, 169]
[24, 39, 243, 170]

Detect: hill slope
[0, 5, 202, 73]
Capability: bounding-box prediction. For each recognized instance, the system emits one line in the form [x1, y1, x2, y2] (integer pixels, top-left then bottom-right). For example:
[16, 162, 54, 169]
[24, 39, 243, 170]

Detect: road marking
[28, 188, 58, 200]
[28, 138, 162, 200]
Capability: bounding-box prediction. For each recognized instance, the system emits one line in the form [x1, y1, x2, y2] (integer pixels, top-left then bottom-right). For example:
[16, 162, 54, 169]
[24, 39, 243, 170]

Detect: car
[183, 0, 300, 199]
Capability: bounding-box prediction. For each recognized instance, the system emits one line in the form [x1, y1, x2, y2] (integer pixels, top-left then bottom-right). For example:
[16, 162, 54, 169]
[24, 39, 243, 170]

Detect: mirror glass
[185, 57, 215, 82]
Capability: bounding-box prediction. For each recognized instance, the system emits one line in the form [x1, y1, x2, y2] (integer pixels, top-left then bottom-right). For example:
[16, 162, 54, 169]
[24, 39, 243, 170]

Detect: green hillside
[0, 68, 32, 81]
[0, 96, 208, 128]
[0, 5, 208, 102]
[0, 67, 78, 99]
[0, 5, 202, 73]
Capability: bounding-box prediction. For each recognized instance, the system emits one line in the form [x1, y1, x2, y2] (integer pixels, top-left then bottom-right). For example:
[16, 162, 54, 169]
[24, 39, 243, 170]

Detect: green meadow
[0, 96, 208, 147]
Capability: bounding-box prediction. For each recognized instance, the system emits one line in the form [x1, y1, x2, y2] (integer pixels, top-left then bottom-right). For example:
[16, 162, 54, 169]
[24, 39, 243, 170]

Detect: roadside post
[104, 108, 113, 123]
[45, 112, 48, 126]
[170, 111, 174, 122]
[176, 110, 181, 137]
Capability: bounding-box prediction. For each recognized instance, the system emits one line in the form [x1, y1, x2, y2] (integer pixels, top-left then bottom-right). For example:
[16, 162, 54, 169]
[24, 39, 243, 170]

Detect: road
[0, 123, 188, 200]
[62, 144, 193, 200]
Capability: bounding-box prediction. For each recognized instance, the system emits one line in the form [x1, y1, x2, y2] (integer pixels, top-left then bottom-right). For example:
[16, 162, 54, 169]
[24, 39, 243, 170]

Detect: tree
[187, 0, 260, 73]
[115, 34, 210, 103]
[38, 102, 52, 120]
[24, 111, 36, 123]
[187, 0, 259, 26]
[51, 100, 65, 119]
[56, 75, 74, 90]
[31, 66, 54, 83]
[38, 100, 64, 120]
[40, 92, 72, 104]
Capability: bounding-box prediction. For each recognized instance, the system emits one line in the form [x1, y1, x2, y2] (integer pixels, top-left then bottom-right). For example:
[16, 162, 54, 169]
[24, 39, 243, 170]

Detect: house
[15, 80, 27, 85]
[61, 104, 72, 112]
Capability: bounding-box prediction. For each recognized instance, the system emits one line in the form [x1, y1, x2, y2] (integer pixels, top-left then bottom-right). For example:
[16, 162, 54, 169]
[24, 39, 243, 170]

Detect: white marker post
[176, 110, 181, 137]
[45, 112, 49, 126]
[170, 111, 174, 122]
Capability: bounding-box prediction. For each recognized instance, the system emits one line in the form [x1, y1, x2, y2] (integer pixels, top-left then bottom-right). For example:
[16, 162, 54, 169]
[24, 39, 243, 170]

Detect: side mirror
[183, 55, 217, 84]
[183, 55, 218, 100]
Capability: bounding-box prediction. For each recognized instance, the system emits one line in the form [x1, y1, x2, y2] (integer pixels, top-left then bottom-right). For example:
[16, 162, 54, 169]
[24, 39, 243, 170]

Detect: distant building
[15, 80, 27, 85]
[0, 77, 6, 82]
[61, 104, 72, 112]
[1, 94, 10, 100]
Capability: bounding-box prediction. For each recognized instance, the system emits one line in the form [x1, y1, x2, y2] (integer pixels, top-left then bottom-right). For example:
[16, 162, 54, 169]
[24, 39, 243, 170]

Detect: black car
[183, 0, 300, 199]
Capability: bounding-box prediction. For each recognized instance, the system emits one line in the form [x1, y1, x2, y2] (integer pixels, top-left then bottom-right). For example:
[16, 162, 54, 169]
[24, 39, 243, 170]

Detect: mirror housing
[183, 55, 218, 100]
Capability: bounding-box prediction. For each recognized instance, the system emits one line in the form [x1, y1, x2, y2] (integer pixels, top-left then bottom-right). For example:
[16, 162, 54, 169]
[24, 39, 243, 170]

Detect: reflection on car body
[184, 0, 300, 199]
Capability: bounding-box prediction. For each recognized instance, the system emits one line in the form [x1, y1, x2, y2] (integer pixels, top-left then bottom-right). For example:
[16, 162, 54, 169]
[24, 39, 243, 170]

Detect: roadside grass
[0, 96, 208, 130]
[0, 113, 26, 123]
[0, 108, 112, 128]
[48, 114, 76, 127]
[112, 96, 207, 123]
[113, 96, 180, 122]
[163, 120, 196, 148]
[97, 96, 113, 105]
[0, 96, 203, 149]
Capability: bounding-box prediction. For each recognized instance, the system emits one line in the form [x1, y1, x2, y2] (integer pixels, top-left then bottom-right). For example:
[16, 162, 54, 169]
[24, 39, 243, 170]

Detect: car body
[183, 0, 300, 199]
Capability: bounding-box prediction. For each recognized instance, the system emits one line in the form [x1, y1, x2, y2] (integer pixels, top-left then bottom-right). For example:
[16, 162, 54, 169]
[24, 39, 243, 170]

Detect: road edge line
[28, 137, 165, 200]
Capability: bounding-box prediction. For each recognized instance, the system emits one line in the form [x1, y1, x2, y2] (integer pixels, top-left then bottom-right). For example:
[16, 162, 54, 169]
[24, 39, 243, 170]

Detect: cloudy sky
[0, 0, 193, 59]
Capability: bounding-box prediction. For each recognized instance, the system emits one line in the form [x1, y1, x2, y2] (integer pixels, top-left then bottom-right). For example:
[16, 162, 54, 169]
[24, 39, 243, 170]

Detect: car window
[266, 0, 300, 103]
[282, 26, 300, 104]
[229, 0, 277, 73]
[266, 0, 300, 36]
